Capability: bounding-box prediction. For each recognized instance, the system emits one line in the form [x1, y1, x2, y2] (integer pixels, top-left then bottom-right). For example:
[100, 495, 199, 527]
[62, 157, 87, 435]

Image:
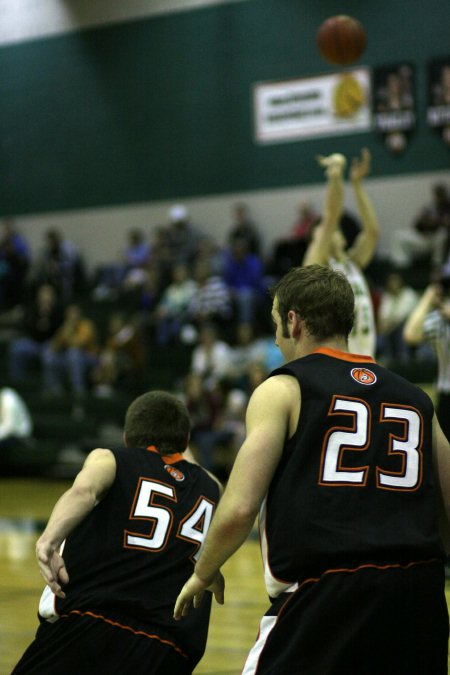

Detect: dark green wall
[0, 0, 449, 215]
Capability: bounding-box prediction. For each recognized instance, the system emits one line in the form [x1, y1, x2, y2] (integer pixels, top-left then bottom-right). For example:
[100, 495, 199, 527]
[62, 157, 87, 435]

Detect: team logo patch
[164, 465, 185, 481]
[350, 367, 377, 385]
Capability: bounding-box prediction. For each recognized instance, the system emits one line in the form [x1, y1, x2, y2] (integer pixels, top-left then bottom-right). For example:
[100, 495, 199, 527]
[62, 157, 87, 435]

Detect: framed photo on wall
[372, 63, 416, 154]
[427, 57, 450, 146]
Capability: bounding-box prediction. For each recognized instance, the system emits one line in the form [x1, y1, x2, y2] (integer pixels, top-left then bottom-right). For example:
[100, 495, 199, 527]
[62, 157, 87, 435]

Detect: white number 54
[125, 479, 215, 558]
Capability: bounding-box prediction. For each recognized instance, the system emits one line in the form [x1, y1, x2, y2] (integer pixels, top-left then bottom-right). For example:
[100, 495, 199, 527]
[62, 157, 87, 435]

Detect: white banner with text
[253, 69, 372, 144]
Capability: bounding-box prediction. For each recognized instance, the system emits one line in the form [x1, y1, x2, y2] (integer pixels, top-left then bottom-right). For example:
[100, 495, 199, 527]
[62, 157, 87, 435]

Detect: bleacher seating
[0, 298, 194, 477]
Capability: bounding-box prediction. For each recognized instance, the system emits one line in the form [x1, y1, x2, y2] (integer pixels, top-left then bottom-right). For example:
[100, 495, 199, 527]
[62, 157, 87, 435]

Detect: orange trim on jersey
[313, 347, 376, 363]
[292, 558, 442, 597]
[61, 609, 189, 659]
[162, 453, 184, 465]
[146, 446, 184, 464]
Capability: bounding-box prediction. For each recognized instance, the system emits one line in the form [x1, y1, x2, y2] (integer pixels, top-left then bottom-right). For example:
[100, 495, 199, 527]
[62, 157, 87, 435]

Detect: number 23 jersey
[261, 348, 445, 598]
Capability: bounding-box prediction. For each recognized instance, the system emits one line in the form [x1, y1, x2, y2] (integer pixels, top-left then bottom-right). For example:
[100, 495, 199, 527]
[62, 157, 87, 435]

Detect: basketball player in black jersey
[175, 264, 450, 674]
[13, 391, 223, 675]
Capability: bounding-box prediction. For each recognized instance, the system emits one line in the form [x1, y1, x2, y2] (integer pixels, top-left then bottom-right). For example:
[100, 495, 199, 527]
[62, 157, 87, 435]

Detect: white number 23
[319, 397, 422, 491]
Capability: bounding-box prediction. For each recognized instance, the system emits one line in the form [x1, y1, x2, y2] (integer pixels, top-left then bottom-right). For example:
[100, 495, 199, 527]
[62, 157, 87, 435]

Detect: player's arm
[432, 414, 450, 553]
[347, 149, 380, 269]
[302, 153, 346, 266]
[174, 374, 298, 620]
[403, 284, 440, 345]
[36, 448, 116, 598]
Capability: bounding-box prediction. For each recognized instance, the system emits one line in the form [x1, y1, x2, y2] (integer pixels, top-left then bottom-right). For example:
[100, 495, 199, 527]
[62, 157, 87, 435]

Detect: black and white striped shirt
[423, 309, 450, 393]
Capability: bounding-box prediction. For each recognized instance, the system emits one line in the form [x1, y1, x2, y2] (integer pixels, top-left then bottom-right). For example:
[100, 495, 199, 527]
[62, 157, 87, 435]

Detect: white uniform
[330, 256, 376, 356]
[0, 387, 32, 440]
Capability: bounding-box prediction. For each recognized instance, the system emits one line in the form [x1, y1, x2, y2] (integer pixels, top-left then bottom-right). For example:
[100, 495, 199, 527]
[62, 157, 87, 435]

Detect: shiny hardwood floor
[2, 477, 450, 674]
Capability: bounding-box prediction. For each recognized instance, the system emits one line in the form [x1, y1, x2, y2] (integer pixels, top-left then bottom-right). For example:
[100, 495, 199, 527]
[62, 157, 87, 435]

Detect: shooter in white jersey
[303, 149, 379, 356]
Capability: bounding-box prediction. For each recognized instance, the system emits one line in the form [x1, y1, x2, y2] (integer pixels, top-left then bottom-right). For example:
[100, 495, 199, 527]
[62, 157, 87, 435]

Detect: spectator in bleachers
[210, 387, 248, 479]
[227, 322, 267, 385]
[92, 312, 147, 397]
[134, 266, 164, 340]
[120, 228, 152, 291]
[269, 202, 318, 277]
[227, 202, 262, 255]
[227, 322, 284, 392]
[31, 228, 85, 301]
[222, 238, 267, 324]
[8, 283, 64, 383]
[290, 201, 320, 241]
[181, 371, 224, 471]
[376, 271, 418, 364]
[92, 227, 152, 300]
[167, 204, 203, 265]
[187, 259, 233, 330]
[0, 218, 31, 311]
[190, 323, 232, 391]
[390, 183, 450, 271]
[154, 263, 197, 345]
[403, 268, 450, 441]
[42, 303, 99, 397]
[0, 385, 33, 453]
[149, 225, 174, 284]
[192, 237, 225, 276]
[254, 334, 285, 372]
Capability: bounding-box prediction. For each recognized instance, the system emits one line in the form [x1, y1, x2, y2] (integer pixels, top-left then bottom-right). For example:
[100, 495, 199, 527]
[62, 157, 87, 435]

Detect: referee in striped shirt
[404, 270, 450, 441]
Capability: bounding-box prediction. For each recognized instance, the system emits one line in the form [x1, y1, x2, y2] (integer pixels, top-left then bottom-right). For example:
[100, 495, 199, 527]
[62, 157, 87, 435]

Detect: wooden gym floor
[2, 477, 450, 674]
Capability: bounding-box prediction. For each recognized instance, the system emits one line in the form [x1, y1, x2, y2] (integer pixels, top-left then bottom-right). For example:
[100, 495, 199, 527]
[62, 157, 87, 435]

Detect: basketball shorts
[11, 610, 194, 675]
[243, 560, 449, 675]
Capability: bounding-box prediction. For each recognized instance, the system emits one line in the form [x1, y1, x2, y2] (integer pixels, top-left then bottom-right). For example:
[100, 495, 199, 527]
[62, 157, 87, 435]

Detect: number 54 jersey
[261, 347, 446, 598]
[39, 447, 220, 666]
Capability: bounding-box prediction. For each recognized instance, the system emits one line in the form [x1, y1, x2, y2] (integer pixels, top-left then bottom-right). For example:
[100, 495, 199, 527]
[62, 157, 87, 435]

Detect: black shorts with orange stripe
[243, 560, 449, 675]
[11, 610, 194, 675]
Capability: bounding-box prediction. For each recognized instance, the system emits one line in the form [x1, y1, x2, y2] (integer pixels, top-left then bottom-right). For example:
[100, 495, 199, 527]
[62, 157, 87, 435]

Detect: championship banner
[372, 63, 416, 154]
[253, 68, 371, 144]
[427, 57, 450, 146]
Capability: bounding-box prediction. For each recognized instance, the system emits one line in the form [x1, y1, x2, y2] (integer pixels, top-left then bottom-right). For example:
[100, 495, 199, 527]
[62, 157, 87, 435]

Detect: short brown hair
[271, 264, 354, 340]
[124, 390, 190, 454]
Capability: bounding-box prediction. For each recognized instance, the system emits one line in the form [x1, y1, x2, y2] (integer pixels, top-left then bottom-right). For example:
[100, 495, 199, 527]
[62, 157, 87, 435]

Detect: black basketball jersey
[261, 347, 445, 598]
[43, 447, 220, 664]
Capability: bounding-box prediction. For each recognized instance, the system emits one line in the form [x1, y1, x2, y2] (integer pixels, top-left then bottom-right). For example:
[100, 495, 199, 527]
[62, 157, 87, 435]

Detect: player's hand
[317, 153, 347, 178]
[350, 148, 371, 182]
[173, 570, 225, 621]
[36, 539, 69, 599]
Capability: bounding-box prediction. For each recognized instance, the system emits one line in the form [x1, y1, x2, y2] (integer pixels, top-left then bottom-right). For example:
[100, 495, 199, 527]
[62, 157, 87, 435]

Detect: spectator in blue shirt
[222, 239, 267, 324]
[0, 219, 31, 310]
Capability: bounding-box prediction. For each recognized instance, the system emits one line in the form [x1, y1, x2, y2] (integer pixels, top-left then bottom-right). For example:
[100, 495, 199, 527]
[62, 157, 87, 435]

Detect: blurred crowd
[1, 183, 450, 477]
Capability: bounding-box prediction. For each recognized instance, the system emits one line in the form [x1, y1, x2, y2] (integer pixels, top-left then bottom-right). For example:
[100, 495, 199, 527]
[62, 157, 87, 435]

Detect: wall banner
[253, 68, 371, 144]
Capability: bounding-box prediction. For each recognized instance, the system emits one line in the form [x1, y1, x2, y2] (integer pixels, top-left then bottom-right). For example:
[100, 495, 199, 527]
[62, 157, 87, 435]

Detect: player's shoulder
[371, 361, 434, 406]
[180, 460, 223, 498]
[251, 371, 300, 407]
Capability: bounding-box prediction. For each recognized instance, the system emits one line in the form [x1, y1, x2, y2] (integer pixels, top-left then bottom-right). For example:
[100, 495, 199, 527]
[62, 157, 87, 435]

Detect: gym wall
[0, 0, 449, 265]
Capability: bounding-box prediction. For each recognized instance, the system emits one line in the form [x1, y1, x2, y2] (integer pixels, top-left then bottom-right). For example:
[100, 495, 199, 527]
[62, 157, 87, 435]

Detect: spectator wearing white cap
[167, 204, 203, 265]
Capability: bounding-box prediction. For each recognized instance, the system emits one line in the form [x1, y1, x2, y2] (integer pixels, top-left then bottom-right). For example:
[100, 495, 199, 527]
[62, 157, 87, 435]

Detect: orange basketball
[317, 15, 367, 66]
